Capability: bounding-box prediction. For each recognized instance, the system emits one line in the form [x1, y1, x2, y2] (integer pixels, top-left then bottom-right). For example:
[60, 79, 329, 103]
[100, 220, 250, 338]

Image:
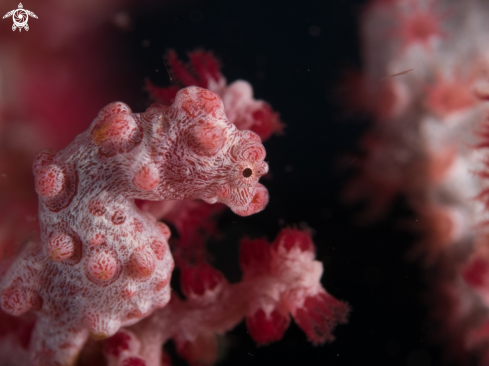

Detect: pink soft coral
[100, 228, 349, 366]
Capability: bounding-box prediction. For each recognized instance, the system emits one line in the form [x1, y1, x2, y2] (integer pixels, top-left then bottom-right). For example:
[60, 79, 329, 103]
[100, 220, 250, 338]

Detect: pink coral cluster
[101, 228, 348, 366]
[348, 0, 489, 363]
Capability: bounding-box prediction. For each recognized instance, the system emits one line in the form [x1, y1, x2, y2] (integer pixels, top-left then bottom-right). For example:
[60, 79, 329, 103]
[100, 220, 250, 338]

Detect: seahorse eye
[243, 168, 253, 178]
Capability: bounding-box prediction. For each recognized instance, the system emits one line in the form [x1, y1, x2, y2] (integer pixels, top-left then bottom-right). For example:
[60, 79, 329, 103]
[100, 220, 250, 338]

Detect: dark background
[111, 0, 444, 365]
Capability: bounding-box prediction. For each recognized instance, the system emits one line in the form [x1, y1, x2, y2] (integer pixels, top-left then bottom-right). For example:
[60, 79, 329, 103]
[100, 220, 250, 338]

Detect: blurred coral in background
[346, 0, 489, 363]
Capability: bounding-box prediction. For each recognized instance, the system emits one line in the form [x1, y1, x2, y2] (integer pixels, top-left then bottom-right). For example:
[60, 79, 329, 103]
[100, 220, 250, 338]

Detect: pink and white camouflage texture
[141, 49, 283, 264]
[141, 50, 285, 266]
[0, 50, 349, 366]
[346, 0, 489, 363]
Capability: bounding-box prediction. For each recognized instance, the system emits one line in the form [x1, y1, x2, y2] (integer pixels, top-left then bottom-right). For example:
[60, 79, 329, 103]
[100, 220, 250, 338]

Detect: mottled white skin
[0, 86, 269, 365]
[142, 80, 278, 224]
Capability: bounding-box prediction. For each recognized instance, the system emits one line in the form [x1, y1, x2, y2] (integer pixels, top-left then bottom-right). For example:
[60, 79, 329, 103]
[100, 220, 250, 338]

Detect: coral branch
[101, 229, 349, 366]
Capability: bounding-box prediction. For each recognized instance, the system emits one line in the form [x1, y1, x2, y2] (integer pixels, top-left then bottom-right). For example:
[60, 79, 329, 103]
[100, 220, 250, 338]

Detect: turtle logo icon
[2, 3, 37, 32]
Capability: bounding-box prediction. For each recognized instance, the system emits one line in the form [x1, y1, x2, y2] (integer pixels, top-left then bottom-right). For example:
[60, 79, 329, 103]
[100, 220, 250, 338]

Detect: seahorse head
[159, 86, 269, 216]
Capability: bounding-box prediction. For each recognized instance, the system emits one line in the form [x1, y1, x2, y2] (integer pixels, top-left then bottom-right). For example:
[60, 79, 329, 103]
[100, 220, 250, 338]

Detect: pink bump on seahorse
[0, 86, 269, 365]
